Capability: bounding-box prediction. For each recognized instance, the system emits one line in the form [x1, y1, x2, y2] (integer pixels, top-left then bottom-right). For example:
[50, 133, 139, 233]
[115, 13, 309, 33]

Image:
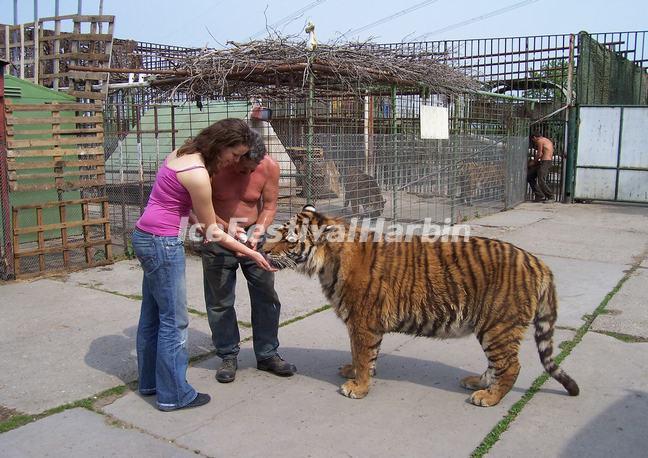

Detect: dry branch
[146, 36, 478, 98]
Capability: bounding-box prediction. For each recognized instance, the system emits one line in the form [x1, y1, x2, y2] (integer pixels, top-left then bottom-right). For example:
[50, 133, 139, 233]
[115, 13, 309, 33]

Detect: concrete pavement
[0, 202, 646, 457]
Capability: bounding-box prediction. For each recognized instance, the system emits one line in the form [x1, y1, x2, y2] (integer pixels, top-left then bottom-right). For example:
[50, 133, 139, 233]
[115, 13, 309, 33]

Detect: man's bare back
[532, 135, 554, 161]
[211, 155, 280, 246]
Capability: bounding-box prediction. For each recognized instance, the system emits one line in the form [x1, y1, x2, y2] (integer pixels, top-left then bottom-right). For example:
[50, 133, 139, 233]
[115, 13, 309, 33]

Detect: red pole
[0, 59, 15, 279]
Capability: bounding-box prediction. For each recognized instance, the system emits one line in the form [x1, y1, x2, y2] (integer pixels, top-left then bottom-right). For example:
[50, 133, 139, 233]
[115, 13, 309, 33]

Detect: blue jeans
[132, 229, 197, 411]
[202, 241, 281, 362]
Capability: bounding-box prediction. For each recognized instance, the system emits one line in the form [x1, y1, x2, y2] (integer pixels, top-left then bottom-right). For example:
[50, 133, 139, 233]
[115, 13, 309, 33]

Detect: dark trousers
[527, 160, 554, 199]
[202, 242, 281, 362]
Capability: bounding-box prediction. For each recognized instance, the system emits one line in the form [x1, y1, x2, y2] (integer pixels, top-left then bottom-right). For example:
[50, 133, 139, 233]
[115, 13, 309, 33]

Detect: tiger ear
[302, 204, 317, 213]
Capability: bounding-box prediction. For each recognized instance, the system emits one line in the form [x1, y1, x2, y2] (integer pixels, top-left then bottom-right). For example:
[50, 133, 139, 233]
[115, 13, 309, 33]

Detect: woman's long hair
[177, 118, 254, 173]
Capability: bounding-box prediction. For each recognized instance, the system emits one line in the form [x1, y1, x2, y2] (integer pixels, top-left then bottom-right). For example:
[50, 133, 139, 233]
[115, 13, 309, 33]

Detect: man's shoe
[533, 195, 546, 202]
[257, 355, 297, 377]
[159, 393, 211, 411]
[216, 358, 237, 383]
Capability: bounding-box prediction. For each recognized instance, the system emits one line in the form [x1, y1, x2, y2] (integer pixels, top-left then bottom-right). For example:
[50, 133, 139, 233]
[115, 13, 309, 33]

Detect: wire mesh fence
[101, 92, 529, 256]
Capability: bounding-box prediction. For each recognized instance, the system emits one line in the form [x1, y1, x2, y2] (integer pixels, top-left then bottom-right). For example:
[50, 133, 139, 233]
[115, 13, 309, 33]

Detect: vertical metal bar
[19, 24, 24, 79]
[561, 33, 575, 202]
[4, 27, 9, 75]
[78, 0, 83, 15]
[306, 65, 314, 204]
[154, 105, 160, 167]
[0, 64, 15, 279]
[13, 0, 18, 25]
[33, 0, 38, 21]
[55, 0, 59, 16]
[33, 20, 39, 84]
[390, 84, 397, 220]
[614, 107, 624, 201]
[171, 104, 176, 150]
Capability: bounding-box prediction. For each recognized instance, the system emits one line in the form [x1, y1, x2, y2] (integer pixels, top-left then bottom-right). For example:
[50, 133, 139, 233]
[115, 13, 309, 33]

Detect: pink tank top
[136, 159, 205, 236]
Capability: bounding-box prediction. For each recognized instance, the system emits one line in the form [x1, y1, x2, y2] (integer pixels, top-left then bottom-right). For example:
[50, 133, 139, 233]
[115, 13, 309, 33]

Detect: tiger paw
[339, 380, 369, 399]
[469, 389, 502, 407]
[460, 375, 488, 391]
[338, 364, 355, 379]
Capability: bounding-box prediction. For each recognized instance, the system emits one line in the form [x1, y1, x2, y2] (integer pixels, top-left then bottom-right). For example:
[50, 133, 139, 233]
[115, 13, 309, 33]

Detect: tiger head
[264, 205, 345, 276]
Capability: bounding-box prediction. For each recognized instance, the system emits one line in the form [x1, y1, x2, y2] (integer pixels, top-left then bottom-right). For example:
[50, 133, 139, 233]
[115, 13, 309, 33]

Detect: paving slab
[493, 218, 647, 265]
[488, 332, 648, 458]
[470, 205, 554, 228]
[0, 408, 197, 458]
[104, 310, 575, 458]
[548, 203, 648, 234]
[59, 256, 328, 324]
[540, 255, 626, 328]
[0, 279, 216, 414]
[591, 268, 648, 338]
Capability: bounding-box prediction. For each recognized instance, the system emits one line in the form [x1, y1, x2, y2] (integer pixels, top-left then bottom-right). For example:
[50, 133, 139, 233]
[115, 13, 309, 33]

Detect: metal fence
[376, 31, 648, 201]
[102, 92, 529, 256]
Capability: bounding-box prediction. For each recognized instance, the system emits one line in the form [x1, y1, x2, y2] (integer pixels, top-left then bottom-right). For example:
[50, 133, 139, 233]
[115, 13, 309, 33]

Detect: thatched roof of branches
[151, 37, 479, 98]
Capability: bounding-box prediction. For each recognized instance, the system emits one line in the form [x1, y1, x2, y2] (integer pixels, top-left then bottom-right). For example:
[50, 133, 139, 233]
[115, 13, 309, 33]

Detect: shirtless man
[528, 132, 555, 202]
[201, 130, 296, 382]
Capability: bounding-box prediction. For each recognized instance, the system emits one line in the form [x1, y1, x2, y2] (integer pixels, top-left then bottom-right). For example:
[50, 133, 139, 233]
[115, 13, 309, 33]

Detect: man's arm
[534, 140, 544, 161]
[250, 159, 280, 249]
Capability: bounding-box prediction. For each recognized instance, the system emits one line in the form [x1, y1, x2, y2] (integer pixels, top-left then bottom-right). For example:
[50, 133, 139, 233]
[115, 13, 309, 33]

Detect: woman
[132, 118, 275, 411]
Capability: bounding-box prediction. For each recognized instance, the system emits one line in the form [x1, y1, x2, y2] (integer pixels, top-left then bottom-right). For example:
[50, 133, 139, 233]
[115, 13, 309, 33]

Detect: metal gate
[574, 106, 648, 203]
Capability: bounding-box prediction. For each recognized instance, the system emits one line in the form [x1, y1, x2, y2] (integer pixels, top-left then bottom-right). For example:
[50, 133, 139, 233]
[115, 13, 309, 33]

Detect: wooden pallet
[5, 101, 105, 192]
[11, 198, 113, 279]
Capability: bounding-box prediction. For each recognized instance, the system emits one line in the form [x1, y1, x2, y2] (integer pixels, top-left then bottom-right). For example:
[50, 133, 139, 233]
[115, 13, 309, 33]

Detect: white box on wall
[420, 105, 449, 139]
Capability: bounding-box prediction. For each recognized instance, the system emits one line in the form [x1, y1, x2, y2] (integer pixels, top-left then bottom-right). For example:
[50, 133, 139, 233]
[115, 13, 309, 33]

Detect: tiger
[343, 167, 386, 217]
[263, 206, 579, 406]
[458, 161, 505, 206]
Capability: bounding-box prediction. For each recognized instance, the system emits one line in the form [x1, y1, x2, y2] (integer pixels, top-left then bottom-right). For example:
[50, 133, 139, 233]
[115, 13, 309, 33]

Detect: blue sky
[2, 0, 646, 47]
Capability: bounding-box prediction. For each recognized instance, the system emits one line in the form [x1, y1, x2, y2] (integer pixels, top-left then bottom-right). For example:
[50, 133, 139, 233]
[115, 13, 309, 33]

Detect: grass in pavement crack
[0, 385, 128, 434]
[471, 258, 643, 458]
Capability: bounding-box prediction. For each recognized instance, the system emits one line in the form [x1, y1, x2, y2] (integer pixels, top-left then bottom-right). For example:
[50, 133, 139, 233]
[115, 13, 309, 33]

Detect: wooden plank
[5, 102, 103, 112]
[59, 204, 70, 267]
[13, 217, 110, 235]
[39, 14, 115, 22]
[37, 207, 45, 271]
[39, 33, 114, 42]
[10, 178, 106, 192]
[6, 147, 104, 158]
[7, 126, 104, 136]
[12, 207, 21, 276]
[66, 90, 107, 100]
[48, 71, 109, 81]
[12, 197, 107, 210]
[9, 169, 105, 181]
[6, 115, 103, 125]
[102, 200, 113, 261]
[40, 53, 110, 62]
[8, 135, 104, 148]
[81, 202, 91, 264]
[53, 17, 61, 90]
[15, 237, 111, 258]
[8, 159, 105, 171]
